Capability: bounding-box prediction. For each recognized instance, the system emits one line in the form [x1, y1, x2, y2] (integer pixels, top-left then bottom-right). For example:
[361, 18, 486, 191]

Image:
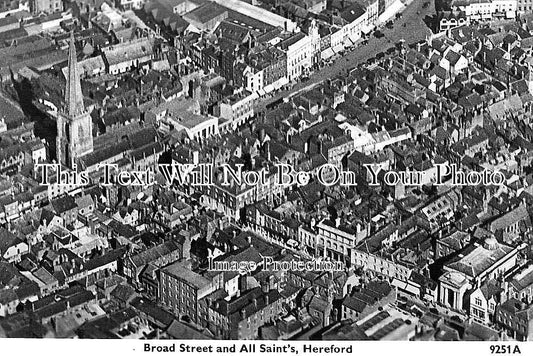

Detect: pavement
[255, 0, 436, 111]
[397, 291, 468, 323]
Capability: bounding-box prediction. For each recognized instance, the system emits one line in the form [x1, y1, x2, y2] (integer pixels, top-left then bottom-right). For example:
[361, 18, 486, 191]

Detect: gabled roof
[490, 204, 530, 232]
[130, 240, 181, 268]
[110, 283, 137, 302]
[75, 194, 94, 210]
[0, 228, 23, 255]
[166, 319, 211, 339]
[50, 195, 78, 214]
[445, 49, 461, 66]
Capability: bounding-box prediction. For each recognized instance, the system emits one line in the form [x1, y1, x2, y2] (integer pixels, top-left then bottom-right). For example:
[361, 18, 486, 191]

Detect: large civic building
[439, 238, 520, 311]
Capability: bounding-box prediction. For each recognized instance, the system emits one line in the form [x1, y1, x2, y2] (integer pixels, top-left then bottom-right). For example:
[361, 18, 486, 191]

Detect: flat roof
[162, 261, 211, 289]
[174, 111, 214, 129]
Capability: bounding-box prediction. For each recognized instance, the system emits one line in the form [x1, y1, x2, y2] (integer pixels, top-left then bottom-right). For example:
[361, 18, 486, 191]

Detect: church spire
[64, 31, 84, 117]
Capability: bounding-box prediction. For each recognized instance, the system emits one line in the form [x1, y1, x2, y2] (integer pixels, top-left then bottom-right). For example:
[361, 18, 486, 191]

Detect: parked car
[287, 239, 299, 248]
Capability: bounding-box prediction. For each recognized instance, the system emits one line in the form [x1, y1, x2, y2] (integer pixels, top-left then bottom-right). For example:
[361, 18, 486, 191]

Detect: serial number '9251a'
[490, 345, 521, 354]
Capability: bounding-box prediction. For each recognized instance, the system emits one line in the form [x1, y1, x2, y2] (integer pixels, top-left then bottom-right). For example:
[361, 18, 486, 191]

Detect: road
[256, 0, 436, 111]
[241, 225, 316, 260]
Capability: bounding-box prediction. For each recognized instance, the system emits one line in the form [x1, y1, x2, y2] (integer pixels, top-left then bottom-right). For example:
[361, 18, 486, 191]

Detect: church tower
[56, 32, 93, 169]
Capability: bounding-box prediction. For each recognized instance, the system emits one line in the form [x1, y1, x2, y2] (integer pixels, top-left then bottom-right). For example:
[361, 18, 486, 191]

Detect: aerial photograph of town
[1, 0, 533, 344]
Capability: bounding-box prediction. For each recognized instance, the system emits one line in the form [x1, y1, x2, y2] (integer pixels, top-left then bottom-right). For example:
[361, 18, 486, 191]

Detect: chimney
[286, 131, 292, 144]
[262, 282, 269, 293]
[239, 275, 248, 290]
[335, 217, 341, 227]
[265, 141, 271, 161]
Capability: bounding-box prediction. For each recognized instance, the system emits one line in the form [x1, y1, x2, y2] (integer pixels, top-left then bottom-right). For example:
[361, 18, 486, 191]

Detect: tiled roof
[0, 228, 22, 255]
[50, 195, 77, 214]
[130, 240, 181, 268]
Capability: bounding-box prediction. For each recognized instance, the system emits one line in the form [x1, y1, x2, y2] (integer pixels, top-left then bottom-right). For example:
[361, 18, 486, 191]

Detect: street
[256, 0, 436, 111]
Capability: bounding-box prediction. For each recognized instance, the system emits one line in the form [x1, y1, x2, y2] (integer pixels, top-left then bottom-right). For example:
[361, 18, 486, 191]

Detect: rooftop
[212, 0, 296, 31]
[162, 260, 211, 289]
[446, 239, 515, 278]
[102, 38, 154, 66]
[183, 2, 227, 24]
